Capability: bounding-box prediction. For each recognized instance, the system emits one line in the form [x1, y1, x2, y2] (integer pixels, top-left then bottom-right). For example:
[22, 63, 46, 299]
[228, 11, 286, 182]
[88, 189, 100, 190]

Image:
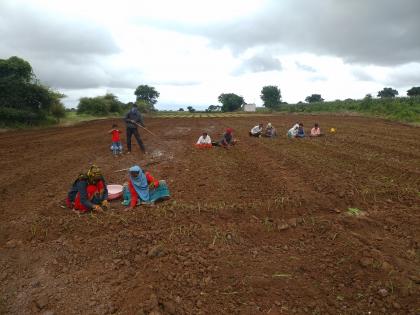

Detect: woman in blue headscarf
[123, 165, 170, 209]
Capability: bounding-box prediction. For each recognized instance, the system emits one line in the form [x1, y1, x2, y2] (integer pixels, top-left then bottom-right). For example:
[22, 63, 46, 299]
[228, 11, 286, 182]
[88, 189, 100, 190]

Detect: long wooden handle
[133, 122, 158, 137]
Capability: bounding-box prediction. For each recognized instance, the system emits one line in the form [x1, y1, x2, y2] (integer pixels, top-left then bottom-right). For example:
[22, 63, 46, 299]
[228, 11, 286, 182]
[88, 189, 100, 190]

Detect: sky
[1, 0, 419, 110]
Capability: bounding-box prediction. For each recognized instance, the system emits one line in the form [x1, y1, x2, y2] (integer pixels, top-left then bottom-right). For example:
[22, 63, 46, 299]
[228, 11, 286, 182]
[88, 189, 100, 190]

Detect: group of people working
[195, 128, 237, 149]
[287, 122, 323, 138]
[67, 104, 326, 213]
[195, 121, 323, 149]
[66, 165, 170, 213]
[249, 122, 277, 138]
[66, 104, 171, 213]
[108, 103, 148, 156]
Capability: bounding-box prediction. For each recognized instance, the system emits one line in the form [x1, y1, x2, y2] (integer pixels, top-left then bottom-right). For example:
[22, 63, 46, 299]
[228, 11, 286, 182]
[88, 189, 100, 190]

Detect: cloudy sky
[1, 0, 419, 110]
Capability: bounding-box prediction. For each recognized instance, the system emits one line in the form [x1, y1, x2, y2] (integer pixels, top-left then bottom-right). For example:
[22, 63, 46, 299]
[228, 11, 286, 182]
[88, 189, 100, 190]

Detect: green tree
[0, 56, 33, 82]
[0, 56, 59, 125]
[178, 108, 184, 111]
[134, 85, 159, 110]
[407, 86, 420, 97]
[103, 93, 123, 113]
[187, 106, 196, 113]
[305, 94, 324, 103]
[260, 85, 281, 109]
[218, 93, 245, 112]
[135, 99, 155, 113]
[377, 87, 398, 98]
[50, 102, 66, 122]
[77, 93, 124, 115]
[207, 104, 221, 112]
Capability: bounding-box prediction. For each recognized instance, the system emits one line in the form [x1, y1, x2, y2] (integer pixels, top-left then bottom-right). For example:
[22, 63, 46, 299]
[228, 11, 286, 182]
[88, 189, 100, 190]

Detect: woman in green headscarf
[66, 165, 109, 213]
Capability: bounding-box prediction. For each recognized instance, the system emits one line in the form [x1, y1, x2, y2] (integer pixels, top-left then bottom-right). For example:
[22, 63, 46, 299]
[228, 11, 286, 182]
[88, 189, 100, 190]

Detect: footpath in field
[0, 115, 419, 314]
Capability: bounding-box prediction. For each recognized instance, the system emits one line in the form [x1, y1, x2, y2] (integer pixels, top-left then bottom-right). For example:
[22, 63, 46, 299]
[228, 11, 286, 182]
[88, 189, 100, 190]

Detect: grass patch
[280, 96, 420, 123]
[347, 207, 361, 216]
[61, 112, 121, 124]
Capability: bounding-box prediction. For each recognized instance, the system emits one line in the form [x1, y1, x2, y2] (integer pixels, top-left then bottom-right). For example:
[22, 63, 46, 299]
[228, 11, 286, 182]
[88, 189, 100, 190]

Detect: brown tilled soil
[0, 115, 419, 315]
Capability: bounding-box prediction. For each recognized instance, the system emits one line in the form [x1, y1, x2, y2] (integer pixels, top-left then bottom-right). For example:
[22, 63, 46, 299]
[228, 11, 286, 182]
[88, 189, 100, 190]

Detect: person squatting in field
[122, 165, 170, 210]
[287, 122, 299, 138]
[249, 123, 264, 137]
[66, 165, 109, 213]
[109, 123, 123, 155]
[195, 131, 212, 148]
[310, 123, 324, 137]
[296, 123, 305, 138]
[212, 128, 237, 149]
[124, 103, 146, 154]
[263, 122, 277, 138]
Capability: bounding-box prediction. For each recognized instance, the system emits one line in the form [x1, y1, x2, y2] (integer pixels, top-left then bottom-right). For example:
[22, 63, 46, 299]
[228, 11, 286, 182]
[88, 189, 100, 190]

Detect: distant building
[243, 103, 256, 112]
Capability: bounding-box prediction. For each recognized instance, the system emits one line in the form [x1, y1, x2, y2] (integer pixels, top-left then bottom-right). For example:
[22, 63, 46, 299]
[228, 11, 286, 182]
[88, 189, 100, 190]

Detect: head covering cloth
[129, 165, 150, 201]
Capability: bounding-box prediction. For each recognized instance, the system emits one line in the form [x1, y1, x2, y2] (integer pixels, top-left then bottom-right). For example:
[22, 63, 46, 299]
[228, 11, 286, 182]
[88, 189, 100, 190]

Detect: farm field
[0, 115, 419, 314]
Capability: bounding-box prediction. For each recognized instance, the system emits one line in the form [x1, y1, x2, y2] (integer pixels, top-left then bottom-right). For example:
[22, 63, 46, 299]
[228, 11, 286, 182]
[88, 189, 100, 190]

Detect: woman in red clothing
[123, 165, 170, 210]
[66, 165, 109, 213]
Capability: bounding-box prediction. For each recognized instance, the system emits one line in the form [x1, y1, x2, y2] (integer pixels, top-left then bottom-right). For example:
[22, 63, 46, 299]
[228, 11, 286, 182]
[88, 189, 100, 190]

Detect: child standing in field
[109, 123, 123, 155]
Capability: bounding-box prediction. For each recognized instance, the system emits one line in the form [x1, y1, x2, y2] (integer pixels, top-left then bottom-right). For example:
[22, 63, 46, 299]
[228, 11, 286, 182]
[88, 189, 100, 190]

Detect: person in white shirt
[195, 132, 212, 148]
[249, 123, 263, 137]
[287, 123, 299, 138]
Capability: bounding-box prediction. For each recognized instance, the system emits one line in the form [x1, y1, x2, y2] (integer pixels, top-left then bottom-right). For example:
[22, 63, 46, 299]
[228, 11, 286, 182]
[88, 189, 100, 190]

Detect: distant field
[150, 111, 273, 118]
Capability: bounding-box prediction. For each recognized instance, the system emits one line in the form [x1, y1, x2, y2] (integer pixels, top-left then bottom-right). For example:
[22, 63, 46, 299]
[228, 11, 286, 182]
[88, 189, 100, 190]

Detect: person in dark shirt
[212, 128, 237, 149]
[66, 165, 109, 213]
[296, 123, 305, 138]
[124, 103, 146, 154]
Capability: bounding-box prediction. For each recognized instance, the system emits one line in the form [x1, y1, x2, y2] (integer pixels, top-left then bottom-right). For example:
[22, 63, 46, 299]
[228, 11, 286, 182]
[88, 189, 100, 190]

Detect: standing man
[124, 103, 146, 154]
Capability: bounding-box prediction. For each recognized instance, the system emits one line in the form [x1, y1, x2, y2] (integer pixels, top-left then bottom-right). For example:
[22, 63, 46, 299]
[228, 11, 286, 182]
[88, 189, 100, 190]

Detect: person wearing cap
[264, 122, 277, 138]
[212, 128, 237, 149]
[249, 123, 264, 137]
[123, 165, 170, 209]
[124, 103, 146, 154]
[195, 132, 212, 148]
[66, 165, 109, 213]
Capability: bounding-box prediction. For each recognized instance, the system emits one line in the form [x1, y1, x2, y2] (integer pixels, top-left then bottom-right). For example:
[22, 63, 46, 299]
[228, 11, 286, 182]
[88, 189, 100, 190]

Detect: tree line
[0, 56, 66, 125]
[1, 56, 419, 126]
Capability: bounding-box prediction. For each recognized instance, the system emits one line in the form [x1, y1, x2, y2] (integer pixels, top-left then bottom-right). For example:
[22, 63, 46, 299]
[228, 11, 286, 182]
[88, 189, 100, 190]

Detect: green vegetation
[305, 94, 324, 103]
[218, 93, 245, 112]
[61, 111, 122, 125]
[282, 96, 420, 123]
[2, 55, 420, 127]
[0, 56, 66, 127]
[261, 85, 281, 109]
[347, 207, 361, 216]
[134, 84, 159, 112]
[378, 87, 398, 98]
[77, 93, 126, 115]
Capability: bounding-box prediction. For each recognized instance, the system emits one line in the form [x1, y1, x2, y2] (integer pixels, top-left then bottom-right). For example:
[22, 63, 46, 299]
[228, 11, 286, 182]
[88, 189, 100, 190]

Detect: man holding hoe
[124, 103, 147, 154]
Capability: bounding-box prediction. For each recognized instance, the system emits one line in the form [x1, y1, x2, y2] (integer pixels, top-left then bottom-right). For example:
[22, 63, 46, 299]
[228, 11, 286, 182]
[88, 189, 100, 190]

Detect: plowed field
[0, 115, 419, 315]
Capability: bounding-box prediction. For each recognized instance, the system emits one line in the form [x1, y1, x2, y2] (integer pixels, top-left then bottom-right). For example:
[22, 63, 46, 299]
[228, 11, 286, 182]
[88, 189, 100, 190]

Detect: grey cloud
[295, 62, 316, 73]
[0, 2, 119, 58]
[163, 0, 420, 66]
[308, 75, 328, 82]
[156, 80, 201, 86]
[384, 63, 420, 88]
[351, 68, 374, 82]
[0, 1, 121, 90]
[233, 53, 282, 75]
